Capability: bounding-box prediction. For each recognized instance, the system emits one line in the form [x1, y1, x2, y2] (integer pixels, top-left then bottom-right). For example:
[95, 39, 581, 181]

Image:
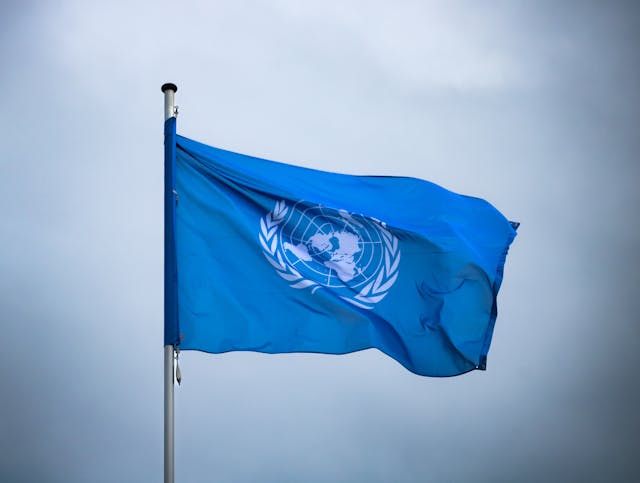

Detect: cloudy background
[1, 1, 639, 481]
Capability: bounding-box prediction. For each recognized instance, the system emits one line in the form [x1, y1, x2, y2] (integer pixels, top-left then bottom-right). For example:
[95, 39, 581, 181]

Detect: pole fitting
[161, 83, 178, 93]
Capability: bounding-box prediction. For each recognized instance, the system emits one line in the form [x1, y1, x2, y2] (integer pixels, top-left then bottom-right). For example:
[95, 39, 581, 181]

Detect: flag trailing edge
[164, 119, 518, 377]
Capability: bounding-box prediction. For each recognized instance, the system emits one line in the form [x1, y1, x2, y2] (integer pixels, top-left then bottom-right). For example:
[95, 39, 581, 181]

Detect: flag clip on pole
[162, 82, 178, 483]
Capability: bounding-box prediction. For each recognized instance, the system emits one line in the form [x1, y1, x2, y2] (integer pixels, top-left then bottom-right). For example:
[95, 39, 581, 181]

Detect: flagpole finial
[162, 83, 178, 93]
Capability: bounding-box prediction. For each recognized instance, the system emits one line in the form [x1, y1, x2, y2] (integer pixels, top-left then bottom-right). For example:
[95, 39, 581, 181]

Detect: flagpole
[162, 82, 178, 483]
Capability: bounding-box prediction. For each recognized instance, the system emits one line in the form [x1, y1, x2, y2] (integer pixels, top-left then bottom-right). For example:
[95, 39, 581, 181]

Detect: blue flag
[164, 118, 518, 376]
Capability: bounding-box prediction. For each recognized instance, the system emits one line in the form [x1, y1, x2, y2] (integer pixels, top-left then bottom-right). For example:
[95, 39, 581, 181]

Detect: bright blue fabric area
[172, 134, 517, 376]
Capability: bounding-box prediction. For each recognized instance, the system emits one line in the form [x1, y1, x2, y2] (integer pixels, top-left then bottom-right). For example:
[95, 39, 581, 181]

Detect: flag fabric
[164, 118, 518, 376]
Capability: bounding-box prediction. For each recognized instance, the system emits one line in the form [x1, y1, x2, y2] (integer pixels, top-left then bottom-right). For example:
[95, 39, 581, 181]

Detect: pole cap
[161, 83, 178, 93]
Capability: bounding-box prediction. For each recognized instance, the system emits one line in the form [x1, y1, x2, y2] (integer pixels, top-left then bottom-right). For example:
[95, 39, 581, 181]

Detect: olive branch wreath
[259, 200, 400, 310]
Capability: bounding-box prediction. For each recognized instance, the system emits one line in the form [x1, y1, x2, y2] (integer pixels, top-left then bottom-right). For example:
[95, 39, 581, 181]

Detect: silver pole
[162, 82, 177, 483]
[164, 344, 175, 483]
[163, 87, 176, 123]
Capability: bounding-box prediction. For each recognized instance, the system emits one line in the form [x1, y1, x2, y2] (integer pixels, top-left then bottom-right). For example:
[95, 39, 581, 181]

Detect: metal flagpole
[162, 82, 178, 483]
[164, 344, 175, 483]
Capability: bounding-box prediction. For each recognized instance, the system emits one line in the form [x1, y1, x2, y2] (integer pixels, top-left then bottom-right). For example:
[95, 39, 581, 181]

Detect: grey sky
[1, 1, 639, 482]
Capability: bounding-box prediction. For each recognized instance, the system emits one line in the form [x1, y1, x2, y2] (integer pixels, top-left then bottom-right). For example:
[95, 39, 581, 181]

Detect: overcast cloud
[1, 1, 639, 482]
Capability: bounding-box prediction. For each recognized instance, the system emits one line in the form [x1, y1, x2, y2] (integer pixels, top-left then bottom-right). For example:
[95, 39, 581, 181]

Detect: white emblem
[259, 200, 400, 309]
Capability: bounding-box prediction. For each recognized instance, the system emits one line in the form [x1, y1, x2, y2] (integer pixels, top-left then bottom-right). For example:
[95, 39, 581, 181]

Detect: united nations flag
[167, 120, 518, 376]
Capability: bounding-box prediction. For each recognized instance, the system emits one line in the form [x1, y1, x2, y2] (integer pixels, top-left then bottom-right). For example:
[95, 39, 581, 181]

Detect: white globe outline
[258, 200, 401, 310]
[279, 202, 385, 290]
